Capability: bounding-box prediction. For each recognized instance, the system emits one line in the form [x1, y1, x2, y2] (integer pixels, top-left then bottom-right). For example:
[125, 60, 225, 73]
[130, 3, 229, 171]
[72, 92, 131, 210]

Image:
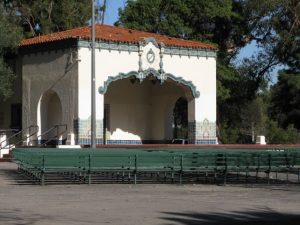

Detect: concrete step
[0, 157, 12, 162]
[0, 151, 12, 162]
[3, 153, 12, 158]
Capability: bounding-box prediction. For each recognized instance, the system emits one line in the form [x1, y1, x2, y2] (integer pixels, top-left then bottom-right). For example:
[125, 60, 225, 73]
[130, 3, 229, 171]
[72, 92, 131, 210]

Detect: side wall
[22, 48, 78, 144]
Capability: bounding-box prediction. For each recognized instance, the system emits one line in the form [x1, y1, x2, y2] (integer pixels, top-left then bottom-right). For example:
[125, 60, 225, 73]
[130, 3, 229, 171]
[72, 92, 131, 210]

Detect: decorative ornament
[146, 48, 155, 64]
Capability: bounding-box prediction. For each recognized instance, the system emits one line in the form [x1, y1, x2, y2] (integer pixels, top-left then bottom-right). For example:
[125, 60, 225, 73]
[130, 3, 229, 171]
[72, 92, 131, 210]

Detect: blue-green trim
[98, 71, 138, 94]
[98, 68, 200, 98]
[78, 40, 139, 52]
[164, 73, 200, 98]
[77, 40, 216, 58]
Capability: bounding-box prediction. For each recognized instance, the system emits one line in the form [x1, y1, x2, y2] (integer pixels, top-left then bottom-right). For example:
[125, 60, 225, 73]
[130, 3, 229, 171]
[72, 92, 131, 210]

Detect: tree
[269, 71, 300, 130]
[248, 0, 300, 139]
[245, 0, 300, 69]
[266, 120, 299, 144]
[219, 89, 270, 144]
[1, 0, 91, 99]
[6, 0, 91, 37]
[117, 0, 251, 58]
[0, 4, 22, 99]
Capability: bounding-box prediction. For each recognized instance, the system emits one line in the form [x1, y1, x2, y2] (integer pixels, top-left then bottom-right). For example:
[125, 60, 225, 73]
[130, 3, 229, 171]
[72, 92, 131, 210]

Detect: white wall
[77, 41, 216, 142]
[78, 48, 139, 121]
[163, 55, 216, 122]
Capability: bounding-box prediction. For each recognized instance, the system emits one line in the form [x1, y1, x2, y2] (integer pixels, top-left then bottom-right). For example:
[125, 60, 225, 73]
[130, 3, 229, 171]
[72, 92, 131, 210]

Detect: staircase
[0, 152, 12, 162]
[0, 124, 68, 161]
[0, 125, 39, 161]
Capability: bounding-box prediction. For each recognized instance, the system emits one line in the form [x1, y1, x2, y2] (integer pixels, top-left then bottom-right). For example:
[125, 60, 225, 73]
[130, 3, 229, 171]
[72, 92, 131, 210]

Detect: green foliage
[219, 122, 241, 144]
[0, 8, 22, 51]
[240, 97, 268, 136]
[1, 0, 90, 98]
[267, 0, 300, 138]
[217, 62, 239, 103]
[0, 4, 22, 99]
[220, 91, 300, 144]
[0, 59, 15, 99]
[269, 71, 300, 130]
[266, 120, 299, 144]
[219, 95, 268, 144]
[245, 0, 300, 71]
[117, 0, 250, 57]
[7, 0, 91, 37]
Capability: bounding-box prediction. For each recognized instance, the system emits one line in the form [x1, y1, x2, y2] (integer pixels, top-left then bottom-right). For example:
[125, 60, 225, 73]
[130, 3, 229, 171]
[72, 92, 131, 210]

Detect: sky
[100, 0, 126, 25]
[101, 0, 280, 83]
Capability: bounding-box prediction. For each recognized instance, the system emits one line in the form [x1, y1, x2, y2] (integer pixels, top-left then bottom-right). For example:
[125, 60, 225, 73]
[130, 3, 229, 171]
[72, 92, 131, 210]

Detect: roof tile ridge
[19, 24, 217, 50]
[25, 26, 88, 40]
[94, 24, 216, 49]
[19, 26, 89, 46]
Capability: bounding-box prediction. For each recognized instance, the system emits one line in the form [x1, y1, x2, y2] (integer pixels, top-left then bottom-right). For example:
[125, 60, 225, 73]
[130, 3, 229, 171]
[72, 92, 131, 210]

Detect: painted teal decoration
[98, 68, 200, 98]
[146, 49, 155, 63]
[77, 40, 216, 58]
[98, 71, 137, 94]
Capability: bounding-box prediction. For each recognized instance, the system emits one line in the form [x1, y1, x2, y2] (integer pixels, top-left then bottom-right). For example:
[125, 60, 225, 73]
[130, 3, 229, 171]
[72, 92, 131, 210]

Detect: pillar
[75, 90, 104, 145]
[188, 98, 217, 144]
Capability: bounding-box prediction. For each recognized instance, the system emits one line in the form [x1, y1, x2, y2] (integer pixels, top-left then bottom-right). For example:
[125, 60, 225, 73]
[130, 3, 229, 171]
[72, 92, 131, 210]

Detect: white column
[96, 92, 104, 144]
[194, 96, 217, 144]
[77, 89, 104, 145]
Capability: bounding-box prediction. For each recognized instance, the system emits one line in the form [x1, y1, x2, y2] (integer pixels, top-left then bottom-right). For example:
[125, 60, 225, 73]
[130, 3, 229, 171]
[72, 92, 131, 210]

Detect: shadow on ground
[160, 209, 300, 225]
[1, 168, 40, 185]
[0, 209, 51, 225]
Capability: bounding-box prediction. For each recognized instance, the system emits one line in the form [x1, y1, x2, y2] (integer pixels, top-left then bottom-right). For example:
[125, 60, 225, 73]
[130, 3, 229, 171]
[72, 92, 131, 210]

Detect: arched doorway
[103, 75, 193, 144]
[37, 90, 62, 143]
[173, 97, 188, 139]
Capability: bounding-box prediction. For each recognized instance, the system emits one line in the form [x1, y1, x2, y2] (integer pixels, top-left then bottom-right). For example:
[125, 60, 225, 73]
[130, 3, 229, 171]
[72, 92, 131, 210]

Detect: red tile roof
[19, 24, 217, 50]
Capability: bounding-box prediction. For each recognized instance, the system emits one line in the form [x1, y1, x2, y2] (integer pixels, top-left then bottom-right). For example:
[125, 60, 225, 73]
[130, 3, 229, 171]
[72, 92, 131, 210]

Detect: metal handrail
[0, 125, 39, 150]
[43, 124, 67, 145]
[15, 126, 39, 147]
[36, 124, 67, 146]
[0, 129, 19, 134]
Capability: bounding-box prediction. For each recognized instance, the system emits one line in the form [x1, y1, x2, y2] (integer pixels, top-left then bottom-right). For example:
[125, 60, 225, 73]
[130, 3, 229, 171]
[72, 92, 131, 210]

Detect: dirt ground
[0, 162, 300, 225]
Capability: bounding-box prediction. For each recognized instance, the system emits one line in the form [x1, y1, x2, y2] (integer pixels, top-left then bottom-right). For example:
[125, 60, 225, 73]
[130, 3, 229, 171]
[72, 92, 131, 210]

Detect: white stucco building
[6, 24, 218, 145]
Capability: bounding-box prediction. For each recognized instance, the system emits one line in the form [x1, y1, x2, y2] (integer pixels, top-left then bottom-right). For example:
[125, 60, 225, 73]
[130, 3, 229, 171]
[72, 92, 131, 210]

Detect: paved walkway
[0, 162, 300, 225]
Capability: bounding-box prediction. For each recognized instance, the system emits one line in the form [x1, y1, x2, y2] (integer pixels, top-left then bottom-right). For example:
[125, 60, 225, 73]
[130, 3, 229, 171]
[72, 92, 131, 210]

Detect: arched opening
[104, 75, 194, 144]
[173, 97, 188, 139]
[37, 90, 62, 143]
